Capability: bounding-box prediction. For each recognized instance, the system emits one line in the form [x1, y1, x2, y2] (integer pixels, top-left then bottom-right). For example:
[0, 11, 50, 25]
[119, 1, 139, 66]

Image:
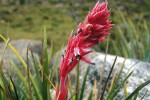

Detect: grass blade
[108, 62, 122, 94]
[0, 34, 42, 99]
[42, 27, 49, 100]
[68, 89, 81, 100]
[30, 51, 42, 90]
[10, 60, 29, 94]
[133, 92, 138, 100]
[100, 56, 117, 100]
[107, 71, 133, 100]
[88, 90, 93, 100]
[97, 38, 110, 100]
[108, 59, 126, 97]
[141, 90, 148, 100]
[0, 38, 10, 74]
[125, 79, 150, 100]
[9, 77, 19, 100]
[79, 66, 90, 100]
[27, 43, 33, 100]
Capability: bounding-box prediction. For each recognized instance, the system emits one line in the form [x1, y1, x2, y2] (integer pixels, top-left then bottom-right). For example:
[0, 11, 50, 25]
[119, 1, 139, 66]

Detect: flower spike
[57, 2, 112, 100]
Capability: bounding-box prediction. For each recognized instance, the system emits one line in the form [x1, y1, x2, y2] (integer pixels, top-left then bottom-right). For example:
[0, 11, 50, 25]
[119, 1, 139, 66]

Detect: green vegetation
[0, 0, 150, 100]
[0, 3, 76, 51]
[0, 0, 149, 61]
[0, 34, 150, 99]
[0, 1, 149, 62]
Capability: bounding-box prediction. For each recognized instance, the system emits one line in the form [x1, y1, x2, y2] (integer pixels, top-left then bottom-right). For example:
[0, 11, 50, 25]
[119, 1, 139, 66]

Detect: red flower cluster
[56, 2, 112, 100]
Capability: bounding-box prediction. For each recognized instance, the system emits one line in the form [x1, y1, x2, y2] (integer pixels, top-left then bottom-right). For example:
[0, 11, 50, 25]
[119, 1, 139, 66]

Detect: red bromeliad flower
[56, 1, 112, 100]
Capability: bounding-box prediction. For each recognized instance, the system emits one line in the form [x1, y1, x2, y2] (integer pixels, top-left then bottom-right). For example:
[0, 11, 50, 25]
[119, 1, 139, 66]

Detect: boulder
[75, 52, 150, 99]
[56, 50, 150, 99]
[0, 39, 43, 79]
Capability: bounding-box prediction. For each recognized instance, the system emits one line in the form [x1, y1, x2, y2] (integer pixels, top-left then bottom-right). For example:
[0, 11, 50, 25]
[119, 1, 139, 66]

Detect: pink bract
[56, 2, 112, 100]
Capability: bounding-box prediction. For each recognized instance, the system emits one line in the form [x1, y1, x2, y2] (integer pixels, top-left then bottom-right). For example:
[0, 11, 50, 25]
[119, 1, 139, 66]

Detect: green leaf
[30, 52, 42, 91]
[0, 35, 42, 100]
[10, 60, 29, 96]
[79, 66, 90, 100]
[49, 52, 59, 81]
[9, 76, 19, 100]
[42, 27, 49, 100]
[125, 79, 150, 100]
[87, 90, 93, 100]
[26, 44, 33, 100]
[107, 71, 133, 100]
[109, 59, 126, 94]
[100, 56, 117, 100]
[133, 92, 138, 100]
[0, 70, 11, 98]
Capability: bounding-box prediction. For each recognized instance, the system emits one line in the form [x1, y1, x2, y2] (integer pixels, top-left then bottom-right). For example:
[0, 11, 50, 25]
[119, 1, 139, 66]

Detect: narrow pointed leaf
[79, 66, 90, 100]
[125, 79, 150, 100]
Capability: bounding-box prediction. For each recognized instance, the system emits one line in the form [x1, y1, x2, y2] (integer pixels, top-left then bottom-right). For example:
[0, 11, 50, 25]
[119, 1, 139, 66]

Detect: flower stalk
[56, 1, 112, 100]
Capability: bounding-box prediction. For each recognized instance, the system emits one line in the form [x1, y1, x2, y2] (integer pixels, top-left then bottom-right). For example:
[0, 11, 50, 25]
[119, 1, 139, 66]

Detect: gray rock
[0, 39, 43, 57]
[70, 52, 150, 100]
[0, 39, 43, 79]
[54, 50, 150, 100]
[51, 46, 150, 99]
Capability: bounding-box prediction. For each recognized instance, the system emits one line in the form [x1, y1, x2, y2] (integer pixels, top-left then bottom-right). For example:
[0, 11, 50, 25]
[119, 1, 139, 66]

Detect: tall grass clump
[0, 1, 150, 100]
[0, 29, 55, 99]
[110, 11, 150, 62]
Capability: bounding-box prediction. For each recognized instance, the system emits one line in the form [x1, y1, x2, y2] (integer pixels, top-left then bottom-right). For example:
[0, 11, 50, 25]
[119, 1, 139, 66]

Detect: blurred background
[0, 0, 149, 62]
